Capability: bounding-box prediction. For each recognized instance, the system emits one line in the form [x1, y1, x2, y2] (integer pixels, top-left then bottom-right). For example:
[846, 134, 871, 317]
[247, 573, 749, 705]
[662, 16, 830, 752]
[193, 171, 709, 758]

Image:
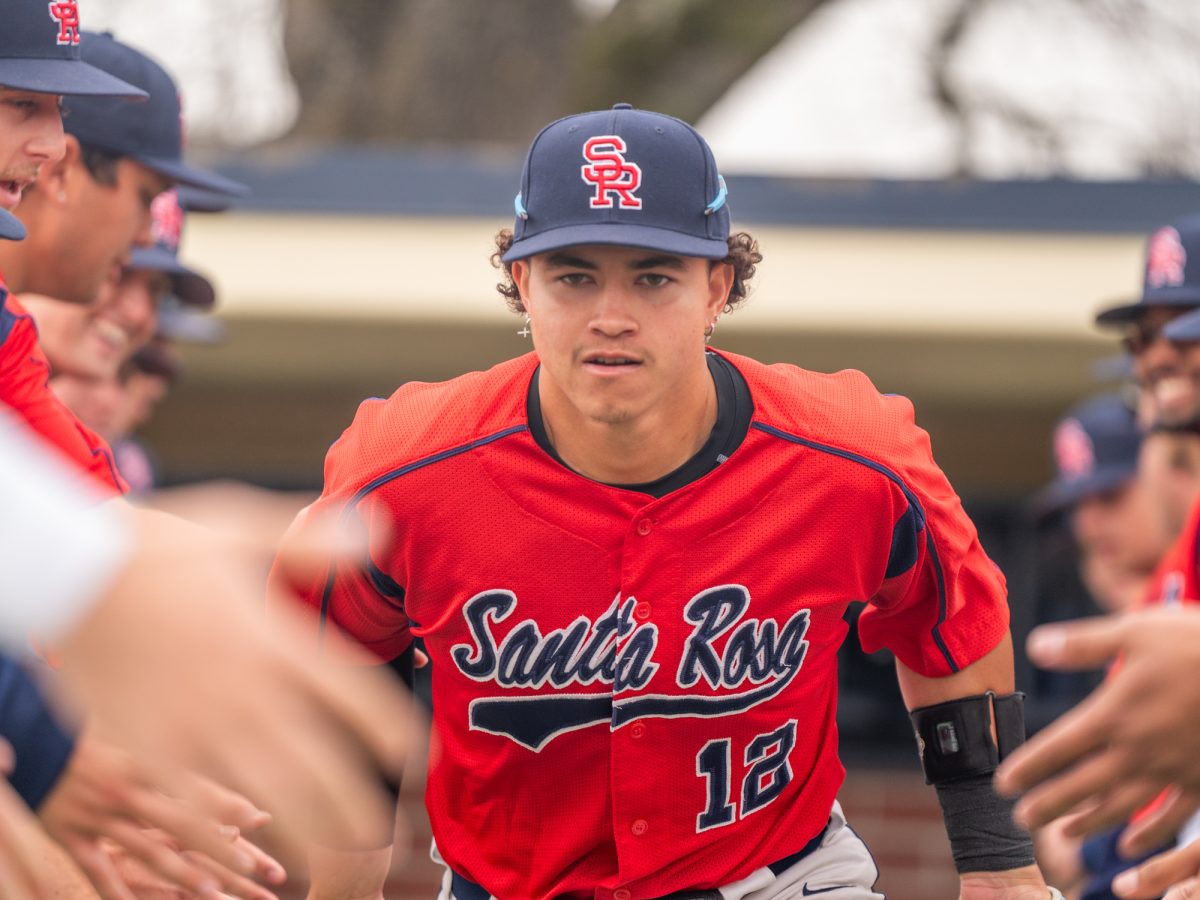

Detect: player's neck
[539, 369, 718, 486]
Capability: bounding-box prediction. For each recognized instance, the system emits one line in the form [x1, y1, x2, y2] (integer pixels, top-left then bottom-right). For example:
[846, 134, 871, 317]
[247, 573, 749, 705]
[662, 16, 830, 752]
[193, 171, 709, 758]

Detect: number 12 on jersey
[695, 720, 798, 832]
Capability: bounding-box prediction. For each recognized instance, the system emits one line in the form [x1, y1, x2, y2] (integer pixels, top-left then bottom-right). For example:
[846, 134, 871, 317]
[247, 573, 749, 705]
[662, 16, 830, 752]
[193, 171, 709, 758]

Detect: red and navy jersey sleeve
[853, 391, 1009, 677]
[736, 354, 1009, 679]
[268, 397, 416, 662]
[0, 293, 127, 496]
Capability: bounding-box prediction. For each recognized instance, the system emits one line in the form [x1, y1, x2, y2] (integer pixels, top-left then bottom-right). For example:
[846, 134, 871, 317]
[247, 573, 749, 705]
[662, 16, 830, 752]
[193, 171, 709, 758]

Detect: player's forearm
[894, 632, 1050, 893]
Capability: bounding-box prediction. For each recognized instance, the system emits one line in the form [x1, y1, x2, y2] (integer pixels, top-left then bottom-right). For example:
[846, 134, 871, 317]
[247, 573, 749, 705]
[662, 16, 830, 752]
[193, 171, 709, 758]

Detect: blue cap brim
[1164, 307, 1200, 342]
[1032, 465, 1135, 519]
[502, 223, 729, 263]
[132, 154, 247, 197]
[0, 209, 27, 241]
[175, 185, 236, 213]
[129, 245, 215, 309]
[1096, 293, 1200, 325]
[0, 58, 147, 98]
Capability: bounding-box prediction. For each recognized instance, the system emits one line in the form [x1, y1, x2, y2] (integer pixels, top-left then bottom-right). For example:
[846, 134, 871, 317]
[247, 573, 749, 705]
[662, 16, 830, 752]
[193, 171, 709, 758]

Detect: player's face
[21, 266, 165, 379]
[513, 244, 731, 429]
[0, 88, 64, 212]
[1137, 430, 1200, 537]
[1071, 479, 1170, 589]
[43, 154, 170, 305]
[1127, 306, 1200, 426]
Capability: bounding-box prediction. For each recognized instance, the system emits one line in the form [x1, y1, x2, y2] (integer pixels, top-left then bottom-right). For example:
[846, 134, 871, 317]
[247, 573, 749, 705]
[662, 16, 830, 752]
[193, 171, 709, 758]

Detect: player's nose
[588, 284, 638, 337]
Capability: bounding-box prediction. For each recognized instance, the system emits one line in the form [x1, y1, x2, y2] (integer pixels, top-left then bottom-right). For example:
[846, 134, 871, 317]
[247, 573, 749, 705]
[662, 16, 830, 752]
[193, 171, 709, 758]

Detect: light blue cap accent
[704, 175, 728, 216]
[514, 192, 529, 220]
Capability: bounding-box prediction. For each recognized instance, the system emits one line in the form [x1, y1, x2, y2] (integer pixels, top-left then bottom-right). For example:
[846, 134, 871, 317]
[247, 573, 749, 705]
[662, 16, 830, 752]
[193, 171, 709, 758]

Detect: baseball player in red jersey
[277, 105, 1058, 899]
[0, 1, 146, 492]
[0, 27, 243, 494]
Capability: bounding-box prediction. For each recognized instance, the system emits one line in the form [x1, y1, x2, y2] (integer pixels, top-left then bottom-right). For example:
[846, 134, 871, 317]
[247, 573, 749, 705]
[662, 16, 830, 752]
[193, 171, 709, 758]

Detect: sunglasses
[1120, 310, 1194, 354]
[1121, 320, 1165, 355]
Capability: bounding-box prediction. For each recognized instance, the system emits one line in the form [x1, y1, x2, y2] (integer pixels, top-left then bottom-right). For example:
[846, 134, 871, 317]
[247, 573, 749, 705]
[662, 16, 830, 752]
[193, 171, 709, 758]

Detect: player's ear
[707, 260, 734, 317]
[511, 258, 533, 313]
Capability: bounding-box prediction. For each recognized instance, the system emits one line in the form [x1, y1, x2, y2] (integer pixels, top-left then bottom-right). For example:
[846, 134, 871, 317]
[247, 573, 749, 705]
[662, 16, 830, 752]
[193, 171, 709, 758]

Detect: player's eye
[558, 272, 593, 287]
[638, 273, 672, 288]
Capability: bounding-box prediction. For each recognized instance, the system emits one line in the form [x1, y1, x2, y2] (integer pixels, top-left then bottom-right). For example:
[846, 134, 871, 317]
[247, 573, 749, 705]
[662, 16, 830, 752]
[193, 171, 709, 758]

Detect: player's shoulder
[323, 353, 536, 488]
[722, 350, 920, 460]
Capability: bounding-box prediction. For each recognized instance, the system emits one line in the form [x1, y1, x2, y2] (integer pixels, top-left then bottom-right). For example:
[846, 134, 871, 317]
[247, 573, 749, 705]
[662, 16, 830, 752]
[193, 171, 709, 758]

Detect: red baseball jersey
[0, 284, 126, 495]
[275, 350, 1008, 899]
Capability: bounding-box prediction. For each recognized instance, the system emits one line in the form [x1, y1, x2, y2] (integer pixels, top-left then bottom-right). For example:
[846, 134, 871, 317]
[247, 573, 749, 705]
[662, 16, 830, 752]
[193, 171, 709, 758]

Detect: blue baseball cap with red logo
[61, 32, 246, 196]
[1033, 393, 1143, 517]
[128, 190, 215, 309]
[1096, 215, 1200, 325]
[502, 104, 730, 263]
[0, 0, 146, 97]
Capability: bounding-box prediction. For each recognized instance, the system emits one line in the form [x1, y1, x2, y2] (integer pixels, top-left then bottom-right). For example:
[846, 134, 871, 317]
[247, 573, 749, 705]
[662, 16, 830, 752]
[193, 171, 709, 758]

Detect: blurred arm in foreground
[994, 608, 1200, 898]
[0, 412, 417, 861]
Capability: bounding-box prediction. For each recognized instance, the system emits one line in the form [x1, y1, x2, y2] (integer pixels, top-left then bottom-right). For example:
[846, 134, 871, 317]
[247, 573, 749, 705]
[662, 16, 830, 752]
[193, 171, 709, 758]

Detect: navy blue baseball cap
[502, 104, 730, 263]
[0, 0, 146, 98]
[1096, 215, 1200, 325]
[1033, 393, 1143, 517]
[0, 209, 27, 241]
[128, 190, 215, 309]
[61, 32, 246, 196]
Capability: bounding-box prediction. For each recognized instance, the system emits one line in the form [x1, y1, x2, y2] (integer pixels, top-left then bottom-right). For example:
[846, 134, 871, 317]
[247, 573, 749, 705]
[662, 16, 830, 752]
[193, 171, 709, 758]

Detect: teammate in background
[1030, 394, 1175, 900]
[997, 219, 1200, 899]
[1034, 394, 1169, 616]
[21, 188, 216, 385]
[277, 105, 1057, 899]
[0, 6, 416, 893]
[52, 338, 179, 493]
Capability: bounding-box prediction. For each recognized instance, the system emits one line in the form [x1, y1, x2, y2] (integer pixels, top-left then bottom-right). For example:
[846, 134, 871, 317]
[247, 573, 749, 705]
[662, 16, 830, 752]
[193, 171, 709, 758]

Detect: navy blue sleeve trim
[0, 657, 76, 809]
[0, 292, 20, 346]
[752, 422, 959, 673]
[317, 425, 528, 641]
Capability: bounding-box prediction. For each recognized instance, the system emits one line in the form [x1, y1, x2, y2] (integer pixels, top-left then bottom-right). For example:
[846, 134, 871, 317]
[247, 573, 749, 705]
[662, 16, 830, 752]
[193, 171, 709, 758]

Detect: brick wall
[278, 764, 958, 899]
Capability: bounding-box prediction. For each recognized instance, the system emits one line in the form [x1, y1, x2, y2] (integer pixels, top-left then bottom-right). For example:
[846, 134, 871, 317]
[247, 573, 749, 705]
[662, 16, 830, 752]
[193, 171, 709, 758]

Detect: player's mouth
[0, 178, 33, 210]
[93, 319, 131, 354]
[582, 352, 642, 375]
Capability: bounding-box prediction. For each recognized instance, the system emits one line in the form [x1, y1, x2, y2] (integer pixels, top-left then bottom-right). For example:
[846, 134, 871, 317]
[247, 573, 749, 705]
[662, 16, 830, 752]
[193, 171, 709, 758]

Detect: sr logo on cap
[581, 136, 643, 210]
[1146, 226, 1187, 289]
[47, 1, 82, 46]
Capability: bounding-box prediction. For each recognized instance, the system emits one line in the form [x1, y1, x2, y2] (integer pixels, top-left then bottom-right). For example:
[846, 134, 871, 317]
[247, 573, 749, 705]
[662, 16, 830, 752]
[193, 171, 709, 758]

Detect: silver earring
[704, 316, 719, 342]
[518, 315, 531, 338]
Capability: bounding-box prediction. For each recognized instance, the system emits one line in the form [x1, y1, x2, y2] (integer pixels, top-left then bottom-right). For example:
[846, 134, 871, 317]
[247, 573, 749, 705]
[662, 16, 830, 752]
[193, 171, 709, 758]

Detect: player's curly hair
[490, 229, 762, 316]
